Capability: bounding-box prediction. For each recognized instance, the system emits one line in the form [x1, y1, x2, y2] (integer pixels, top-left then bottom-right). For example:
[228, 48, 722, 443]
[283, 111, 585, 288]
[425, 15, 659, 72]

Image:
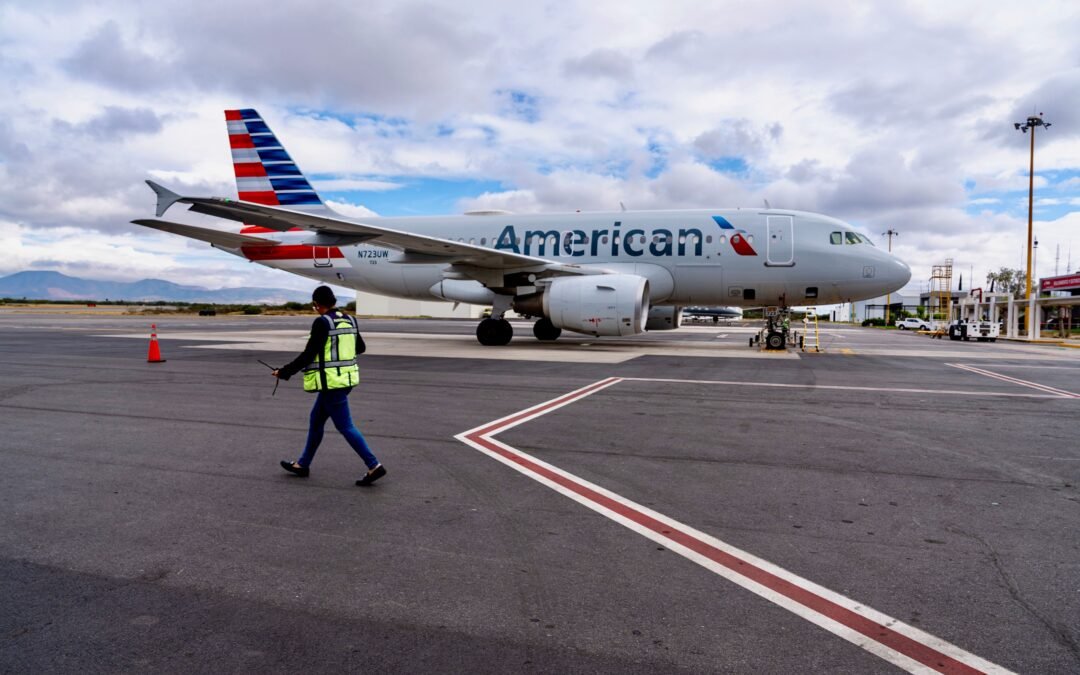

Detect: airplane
[683, 306, 742, 322]
[133, 108, 911, 346]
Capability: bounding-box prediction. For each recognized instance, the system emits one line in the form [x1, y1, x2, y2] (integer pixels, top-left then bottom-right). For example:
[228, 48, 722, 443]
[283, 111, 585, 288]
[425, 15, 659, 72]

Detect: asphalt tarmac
[1, 312, 1078, 673]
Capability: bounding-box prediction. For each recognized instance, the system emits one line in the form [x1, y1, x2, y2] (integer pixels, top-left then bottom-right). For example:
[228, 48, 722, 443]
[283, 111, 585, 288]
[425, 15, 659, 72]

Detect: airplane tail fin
[224, 109, 330, 232]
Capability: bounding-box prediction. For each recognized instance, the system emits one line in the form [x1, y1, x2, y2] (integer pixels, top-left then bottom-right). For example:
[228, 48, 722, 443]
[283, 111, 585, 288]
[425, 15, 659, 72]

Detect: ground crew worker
[273, 286, 386, 486]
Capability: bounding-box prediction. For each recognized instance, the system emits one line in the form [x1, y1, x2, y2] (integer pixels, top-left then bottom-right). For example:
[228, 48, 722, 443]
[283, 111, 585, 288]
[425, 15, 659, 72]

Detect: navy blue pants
[296, 388, 379, 470]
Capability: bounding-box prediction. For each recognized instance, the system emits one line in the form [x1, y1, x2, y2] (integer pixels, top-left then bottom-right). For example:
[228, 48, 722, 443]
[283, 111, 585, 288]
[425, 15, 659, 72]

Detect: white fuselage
[224, 208, 910, 308]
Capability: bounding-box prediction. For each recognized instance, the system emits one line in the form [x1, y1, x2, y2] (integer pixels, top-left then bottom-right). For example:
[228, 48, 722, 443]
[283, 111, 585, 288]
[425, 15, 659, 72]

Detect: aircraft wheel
[533, 317, 561, 341]
[765, 331, 785, 350]
[493, 318, 513, 345]
[477, 318, 513, 346]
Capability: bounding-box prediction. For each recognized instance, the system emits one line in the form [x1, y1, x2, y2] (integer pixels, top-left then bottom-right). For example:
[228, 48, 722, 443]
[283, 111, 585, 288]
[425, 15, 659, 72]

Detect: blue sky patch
[707, 156, 749, 175]
[498, 90, 540, 123]
[964, 168, 1080, 221]
[325, 177, 506, 216]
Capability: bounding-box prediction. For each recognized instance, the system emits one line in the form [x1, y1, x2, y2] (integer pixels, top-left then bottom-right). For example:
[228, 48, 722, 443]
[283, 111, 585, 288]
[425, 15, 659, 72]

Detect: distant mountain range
[0, 271, 309, 304]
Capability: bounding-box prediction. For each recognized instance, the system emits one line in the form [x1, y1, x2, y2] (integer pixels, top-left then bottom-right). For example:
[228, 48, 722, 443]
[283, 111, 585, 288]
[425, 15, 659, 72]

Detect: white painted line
[956, 363, 1080, 371]
[456, 379, 1012, 674]
[948, 363, 1079, 399]
[620, 376, 1064, 399]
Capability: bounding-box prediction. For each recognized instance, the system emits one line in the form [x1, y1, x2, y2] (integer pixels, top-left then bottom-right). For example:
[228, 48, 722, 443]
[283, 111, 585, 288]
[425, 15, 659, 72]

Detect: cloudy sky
[1, 0, 1078, 297]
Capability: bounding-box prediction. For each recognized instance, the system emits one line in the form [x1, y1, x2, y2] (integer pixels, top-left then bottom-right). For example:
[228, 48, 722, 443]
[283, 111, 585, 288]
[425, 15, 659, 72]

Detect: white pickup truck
[895, 317, 931, 331]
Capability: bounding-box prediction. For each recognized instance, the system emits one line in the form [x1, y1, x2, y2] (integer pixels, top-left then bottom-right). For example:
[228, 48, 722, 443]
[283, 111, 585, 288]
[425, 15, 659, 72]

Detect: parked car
[895, 317, 931, 331]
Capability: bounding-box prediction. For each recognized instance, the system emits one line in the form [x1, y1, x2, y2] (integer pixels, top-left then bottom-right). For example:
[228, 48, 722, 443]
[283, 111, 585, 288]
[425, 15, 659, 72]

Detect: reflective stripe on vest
[302, 312, 360, 392]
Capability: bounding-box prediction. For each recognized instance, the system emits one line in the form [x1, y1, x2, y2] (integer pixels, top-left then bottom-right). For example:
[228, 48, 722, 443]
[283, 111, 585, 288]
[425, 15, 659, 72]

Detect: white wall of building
[845, 292, 920, 322]
[354, 291, 486, 318]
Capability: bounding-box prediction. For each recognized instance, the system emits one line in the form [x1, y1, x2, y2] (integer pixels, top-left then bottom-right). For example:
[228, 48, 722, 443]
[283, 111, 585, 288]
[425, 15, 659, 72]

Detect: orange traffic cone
[147, 324, 166, 363]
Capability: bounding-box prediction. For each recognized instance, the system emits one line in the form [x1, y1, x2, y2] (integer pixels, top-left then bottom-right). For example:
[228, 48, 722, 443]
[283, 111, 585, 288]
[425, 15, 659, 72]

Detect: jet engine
[645, 306, 682, 331]
[514, 274, 649, 337]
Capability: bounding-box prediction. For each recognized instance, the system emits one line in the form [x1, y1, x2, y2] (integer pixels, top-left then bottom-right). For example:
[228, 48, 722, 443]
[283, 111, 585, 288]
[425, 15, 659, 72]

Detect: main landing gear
[477, 295, 515, 346]
[532, 317, 562, 341]
[476, 318, 513, 346]
[475, 296, 563, 346]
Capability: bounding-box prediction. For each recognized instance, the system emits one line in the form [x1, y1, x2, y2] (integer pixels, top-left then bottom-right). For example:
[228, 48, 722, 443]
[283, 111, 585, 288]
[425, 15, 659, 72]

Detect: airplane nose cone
[887, 257, 912, 291]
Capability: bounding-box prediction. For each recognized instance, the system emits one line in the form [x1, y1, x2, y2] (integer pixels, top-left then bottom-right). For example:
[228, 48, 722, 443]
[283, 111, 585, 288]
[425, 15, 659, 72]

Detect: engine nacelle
[515, 274, 650, 337]
[645, 306, 682, 331]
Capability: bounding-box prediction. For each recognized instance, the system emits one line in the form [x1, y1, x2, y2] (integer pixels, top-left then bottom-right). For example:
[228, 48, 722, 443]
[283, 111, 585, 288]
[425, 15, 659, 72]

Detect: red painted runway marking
[456, 378, 1011, 674]
[948, 363, 1079, 398]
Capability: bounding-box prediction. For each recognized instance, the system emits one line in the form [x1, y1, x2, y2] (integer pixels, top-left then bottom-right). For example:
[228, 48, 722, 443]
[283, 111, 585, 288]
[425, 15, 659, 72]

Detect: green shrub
[242, 305, 263, 315]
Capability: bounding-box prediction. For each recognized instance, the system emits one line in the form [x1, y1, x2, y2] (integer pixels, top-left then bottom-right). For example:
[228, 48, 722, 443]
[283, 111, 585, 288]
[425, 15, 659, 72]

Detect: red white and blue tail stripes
[224, 109, 340, 257]
[224, 109, 326, 211]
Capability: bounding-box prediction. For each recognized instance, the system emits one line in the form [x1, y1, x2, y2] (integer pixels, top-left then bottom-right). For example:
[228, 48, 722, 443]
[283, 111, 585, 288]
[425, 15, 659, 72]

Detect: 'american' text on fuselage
[494, 222, 706, 258]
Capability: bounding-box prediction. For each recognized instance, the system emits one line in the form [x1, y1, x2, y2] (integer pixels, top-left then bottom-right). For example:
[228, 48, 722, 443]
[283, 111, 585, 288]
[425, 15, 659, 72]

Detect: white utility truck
[948, 318, 999, 342]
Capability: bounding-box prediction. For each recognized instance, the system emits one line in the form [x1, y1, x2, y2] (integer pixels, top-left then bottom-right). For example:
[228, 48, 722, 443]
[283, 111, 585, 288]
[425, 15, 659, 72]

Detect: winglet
[145, 180, 183, 217]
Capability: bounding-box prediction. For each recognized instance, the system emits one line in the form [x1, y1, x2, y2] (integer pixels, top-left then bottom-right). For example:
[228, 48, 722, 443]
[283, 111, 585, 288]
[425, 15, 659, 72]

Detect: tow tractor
[948, 318, 999, 342]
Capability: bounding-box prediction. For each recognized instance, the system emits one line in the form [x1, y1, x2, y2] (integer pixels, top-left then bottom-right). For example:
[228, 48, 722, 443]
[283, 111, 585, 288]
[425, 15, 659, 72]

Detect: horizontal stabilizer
[131, 219, 280, 248]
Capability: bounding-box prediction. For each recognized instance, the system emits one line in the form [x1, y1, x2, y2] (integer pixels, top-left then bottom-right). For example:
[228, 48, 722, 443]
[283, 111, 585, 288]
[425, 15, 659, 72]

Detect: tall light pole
[1014, 113, 1051, 334]
[1034, 238, 1039, 284]
[882, 229, 899, 326]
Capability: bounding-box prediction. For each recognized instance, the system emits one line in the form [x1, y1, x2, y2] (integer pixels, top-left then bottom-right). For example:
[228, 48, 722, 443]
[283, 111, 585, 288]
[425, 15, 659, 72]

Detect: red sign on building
[1041, 273, 1080, 292]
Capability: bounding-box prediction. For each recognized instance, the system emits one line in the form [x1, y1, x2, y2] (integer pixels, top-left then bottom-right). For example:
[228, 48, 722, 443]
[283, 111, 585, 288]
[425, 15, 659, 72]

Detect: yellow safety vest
[302, 312, 360, 392]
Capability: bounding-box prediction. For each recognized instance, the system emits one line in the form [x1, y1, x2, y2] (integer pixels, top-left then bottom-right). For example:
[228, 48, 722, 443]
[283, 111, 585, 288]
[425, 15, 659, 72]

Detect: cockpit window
[859, 234, 875, 246]
[830, 232, 842, 245]
[845, 232, 861, 245]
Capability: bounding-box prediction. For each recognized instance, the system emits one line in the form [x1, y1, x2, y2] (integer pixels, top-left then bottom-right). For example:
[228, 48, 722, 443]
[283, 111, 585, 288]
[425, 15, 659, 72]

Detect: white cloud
[313, 178, 402, 192]
[562, 49, 635, 82]
[0, 0, 1077, 293]
[324, 200, 380, 219]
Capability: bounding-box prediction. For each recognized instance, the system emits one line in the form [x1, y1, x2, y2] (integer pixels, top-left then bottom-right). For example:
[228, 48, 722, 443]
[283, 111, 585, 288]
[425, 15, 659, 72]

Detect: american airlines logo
[712, 215, 758, 256]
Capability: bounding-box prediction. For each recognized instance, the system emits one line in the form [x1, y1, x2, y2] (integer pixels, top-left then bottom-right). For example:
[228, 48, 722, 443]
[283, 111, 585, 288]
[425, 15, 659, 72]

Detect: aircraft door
[766, 215, 794, 266]
[313, 246, 334, 268]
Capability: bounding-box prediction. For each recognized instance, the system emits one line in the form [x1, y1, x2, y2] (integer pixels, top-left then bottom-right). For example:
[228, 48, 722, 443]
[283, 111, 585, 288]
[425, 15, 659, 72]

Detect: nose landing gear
[751, 309, 793, 351]
[765, 330, 786, 350]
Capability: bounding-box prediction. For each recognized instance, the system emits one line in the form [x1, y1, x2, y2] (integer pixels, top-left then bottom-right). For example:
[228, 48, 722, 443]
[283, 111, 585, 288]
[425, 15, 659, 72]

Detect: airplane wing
[132, 218, 281, 248]
[144, 181, 604, 281]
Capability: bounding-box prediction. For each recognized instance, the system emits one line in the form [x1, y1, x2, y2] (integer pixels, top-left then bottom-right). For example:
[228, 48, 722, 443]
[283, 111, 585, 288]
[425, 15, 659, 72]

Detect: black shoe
[280, 460, 309, 477]
[355, 464, 386, 486]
